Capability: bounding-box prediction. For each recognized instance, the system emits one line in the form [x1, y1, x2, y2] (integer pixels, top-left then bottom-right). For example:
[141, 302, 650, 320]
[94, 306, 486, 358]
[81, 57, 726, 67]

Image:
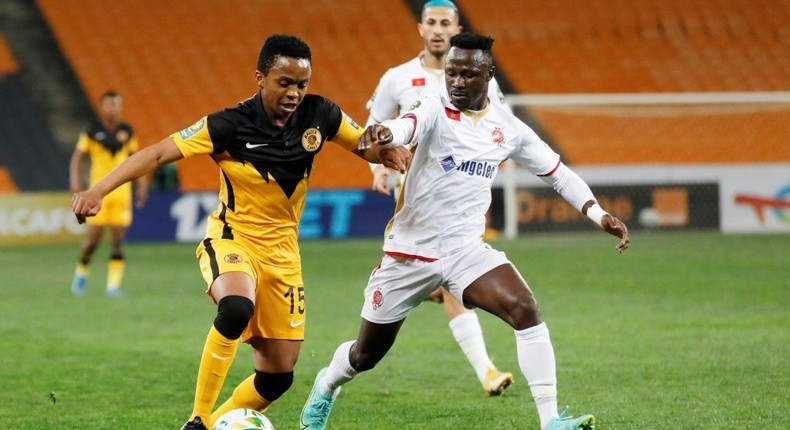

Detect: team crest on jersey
[179, 118, 206, 140]
[115, 129, 130, 143]
[302, 128, 322, 152]
[492, 127, 505, 145]
[408, 100, 421, 111]
[224, 253, 243, 264]
[371, 286, 384, 310]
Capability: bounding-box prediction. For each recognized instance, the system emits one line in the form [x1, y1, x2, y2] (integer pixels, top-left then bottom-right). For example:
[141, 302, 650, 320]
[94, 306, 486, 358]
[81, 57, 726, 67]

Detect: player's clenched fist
[358, 124, 394, 149]
[72, 190, 103, 224]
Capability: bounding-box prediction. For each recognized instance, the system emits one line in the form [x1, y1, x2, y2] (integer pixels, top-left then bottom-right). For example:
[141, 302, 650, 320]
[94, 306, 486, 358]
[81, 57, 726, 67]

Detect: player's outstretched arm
[72, 137, 183, 224]
[355, 124, 410, 173]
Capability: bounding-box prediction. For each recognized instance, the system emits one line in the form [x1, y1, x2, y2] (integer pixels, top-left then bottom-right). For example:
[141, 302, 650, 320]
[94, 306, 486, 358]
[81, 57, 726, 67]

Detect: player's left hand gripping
[71, 191, 102, 224]
[602, 215, 630, 253]
[380, 146, 411, 174]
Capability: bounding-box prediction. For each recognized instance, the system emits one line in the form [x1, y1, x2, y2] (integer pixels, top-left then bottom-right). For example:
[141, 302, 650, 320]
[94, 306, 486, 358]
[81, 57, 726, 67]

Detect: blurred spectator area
[27, 0, 790, 192]
[0, 30, 67, 192]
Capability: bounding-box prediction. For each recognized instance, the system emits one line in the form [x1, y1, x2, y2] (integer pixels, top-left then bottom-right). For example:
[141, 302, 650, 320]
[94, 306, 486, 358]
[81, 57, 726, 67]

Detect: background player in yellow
[69, 90, 147, 297]
[71, 34, 409, 430]
[365, 0, 514, 396]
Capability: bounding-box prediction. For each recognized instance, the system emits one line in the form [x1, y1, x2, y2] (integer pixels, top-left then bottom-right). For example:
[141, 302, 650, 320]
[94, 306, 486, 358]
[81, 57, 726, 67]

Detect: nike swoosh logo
[290, 319, 305, 328]
[246, 142, 269, 149]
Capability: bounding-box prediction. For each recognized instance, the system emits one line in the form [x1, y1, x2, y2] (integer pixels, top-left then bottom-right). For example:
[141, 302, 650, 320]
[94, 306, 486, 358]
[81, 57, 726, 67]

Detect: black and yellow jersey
[76, 120, 139, 199]
[172, 93, 364, 265]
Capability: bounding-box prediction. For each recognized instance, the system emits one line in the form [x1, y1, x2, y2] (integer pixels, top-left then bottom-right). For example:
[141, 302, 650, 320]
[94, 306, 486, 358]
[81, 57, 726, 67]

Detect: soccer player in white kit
[301, 33, 629, 430]
[365, 0, 514, 397]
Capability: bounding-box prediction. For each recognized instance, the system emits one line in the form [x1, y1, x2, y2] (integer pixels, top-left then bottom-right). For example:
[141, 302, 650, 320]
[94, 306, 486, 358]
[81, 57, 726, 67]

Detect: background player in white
[301, 33, 629, 430]
[365, 0, 514, 396]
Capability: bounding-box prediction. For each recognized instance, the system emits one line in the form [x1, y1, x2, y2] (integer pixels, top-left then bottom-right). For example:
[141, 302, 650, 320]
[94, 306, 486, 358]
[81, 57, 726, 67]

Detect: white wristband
[586, 203, 608, 227]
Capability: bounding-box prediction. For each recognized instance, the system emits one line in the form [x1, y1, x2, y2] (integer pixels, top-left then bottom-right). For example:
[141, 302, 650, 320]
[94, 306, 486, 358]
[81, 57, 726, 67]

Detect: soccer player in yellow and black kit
[69, 90, 147, 297]
[71, 34, 410, 430]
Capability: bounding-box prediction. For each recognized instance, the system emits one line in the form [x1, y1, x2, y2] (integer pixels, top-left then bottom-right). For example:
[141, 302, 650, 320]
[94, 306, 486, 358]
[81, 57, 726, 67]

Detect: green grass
[0, 232, 788, 429]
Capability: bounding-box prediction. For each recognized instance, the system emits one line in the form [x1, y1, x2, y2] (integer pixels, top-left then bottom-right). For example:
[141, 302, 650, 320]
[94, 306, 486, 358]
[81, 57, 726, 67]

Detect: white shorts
[361, 242, 511, 324]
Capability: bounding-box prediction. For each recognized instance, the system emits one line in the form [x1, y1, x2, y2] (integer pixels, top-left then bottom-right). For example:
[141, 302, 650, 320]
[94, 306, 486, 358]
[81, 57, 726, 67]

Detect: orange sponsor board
[0, 192, 85, 245]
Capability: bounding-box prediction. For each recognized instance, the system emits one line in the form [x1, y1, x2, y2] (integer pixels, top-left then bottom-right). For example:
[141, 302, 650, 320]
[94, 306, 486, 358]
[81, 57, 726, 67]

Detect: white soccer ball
[210, 408, 275, 430]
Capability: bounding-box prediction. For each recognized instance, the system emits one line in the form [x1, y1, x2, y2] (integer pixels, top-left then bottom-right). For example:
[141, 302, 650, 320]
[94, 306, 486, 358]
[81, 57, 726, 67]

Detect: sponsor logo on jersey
[224, 253, 243, 263]
[301, 128, 321, 152]
[411, 77, 426, 87]
[179, 118, 206, 140]
[439, 155, 458, 172]
[492, 127, 505, 145]
[458, 160, 497, 179]
[371, 286, 383, 310]
[408, 100, 421, 111]
[444, 107, 460, 121]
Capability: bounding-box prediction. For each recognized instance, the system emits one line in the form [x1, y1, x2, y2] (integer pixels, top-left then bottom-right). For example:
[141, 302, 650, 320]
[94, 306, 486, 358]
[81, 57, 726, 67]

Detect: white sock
[449, 310, 493, 382]
[320, 341, 358, 397]
[515, 322, 558, 429]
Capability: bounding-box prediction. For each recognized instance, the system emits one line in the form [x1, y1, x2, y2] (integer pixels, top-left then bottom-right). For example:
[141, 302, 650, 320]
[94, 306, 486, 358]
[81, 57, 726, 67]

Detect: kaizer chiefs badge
[302, 128, 321, 152]
[116, 129, 130, 143]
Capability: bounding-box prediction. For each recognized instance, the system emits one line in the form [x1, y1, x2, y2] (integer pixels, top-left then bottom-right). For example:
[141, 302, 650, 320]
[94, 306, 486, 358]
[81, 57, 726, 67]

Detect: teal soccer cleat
[300, 368, 339, 430]
[542, 406, 595, 430]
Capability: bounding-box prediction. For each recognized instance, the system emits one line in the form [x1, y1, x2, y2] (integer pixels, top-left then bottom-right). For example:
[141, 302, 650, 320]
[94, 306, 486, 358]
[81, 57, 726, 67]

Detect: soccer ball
[210, 408, 274, 430]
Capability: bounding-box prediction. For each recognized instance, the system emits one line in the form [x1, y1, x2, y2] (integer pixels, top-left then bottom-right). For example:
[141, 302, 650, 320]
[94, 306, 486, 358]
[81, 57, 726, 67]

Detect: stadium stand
[36, 0, 421, 191]
[28, 0, 790, 186]
[0, 33, 20, 193]
[0, 30, 68, 191]
[456, 0, 790, 164]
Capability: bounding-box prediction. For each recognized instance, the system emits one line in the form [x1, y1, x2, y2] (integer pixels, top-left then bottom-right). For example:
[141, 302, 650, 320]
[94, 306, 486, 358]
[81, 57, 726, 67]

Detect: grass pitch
[0, 231, 787, 429]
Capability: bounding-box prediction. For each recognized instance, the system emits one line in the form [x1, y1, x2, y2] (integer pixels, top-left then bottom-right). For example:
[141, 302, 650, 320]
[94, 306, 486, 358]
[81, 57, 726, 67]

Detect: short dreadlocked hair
[449, 33, 494, 52]
[257, 34, 312, 74]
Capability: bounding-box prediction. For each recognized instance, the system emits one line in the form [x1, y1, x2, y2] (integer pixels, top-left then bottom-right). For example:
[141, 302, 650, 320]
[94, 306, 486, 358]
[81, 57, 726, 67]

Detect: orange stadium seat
[36, 0, 420, 190]
[0, 166, 19, 193]
[456, 0, 790, 164]
[0, 33, 18, 75]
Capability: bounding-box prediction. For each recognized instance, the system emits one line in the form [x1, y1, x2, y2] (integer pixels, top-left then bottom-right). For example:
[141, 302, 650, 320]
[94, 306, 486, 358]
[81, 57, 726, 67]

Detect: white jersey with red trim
[366, 53, 509, 126]
[380, 93, 561, 259]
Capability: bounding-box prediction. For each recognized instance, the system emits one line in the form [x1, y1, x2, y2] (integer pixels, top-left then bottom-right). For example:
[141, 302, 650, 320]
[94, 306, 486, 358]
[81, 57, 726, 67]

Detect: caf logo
[224, 253, 243, 264]
[302, 128, 322, 152]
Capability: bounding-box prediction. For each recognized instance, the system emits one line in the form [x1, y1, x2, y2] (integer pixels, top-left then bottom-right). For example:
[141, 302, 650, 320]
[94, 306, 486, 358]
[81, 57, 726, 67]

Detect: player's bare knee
[503, 294, 541, 330]
[213, 295, 254, 339]
[348, 348, 382, 372]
